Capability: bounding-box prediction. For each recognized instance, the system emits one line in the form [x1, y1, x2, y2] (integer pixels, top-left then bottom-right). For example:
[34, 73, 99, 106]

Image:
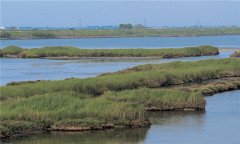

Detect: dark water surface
[7, 90, 240, 144]
[1, 35, 240, 48]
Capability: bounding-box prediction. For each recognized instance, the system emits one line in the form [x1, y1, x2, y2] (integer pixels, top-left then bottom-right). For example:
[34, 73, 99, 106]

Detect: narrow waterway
[0, 50, 233, 85]
[1, 35, 240, 48]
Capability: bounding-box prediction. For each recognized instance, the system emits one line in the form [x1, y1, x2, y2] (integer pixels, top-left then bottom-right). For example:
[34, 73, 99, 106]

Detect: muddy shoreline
[2, 53, 219, 60]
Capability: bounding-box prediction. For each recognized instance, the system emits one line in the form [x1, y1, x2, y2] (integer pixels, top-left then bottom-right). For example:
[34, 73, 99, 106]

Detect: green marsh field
[1, 58, 240, 138]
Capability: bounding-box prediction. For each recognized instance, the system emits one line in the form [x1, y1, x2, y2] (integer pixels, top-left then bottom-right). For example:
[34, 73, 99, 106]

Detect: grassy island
[1, 58, 240, 139]
[0, 45, 219, 59]
[231, 51, 240, 58]
[1, 28, 240, 40]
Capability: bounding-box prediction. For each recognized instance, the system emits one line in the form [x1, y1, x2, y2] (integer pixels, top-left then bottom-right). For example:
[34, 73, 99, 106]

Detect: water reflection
[9, 128, 148, 144]
[8, 111, 204, 144]
[147, 111, 205, 126]
[144, 111, 206, 144]
[143, 91, 240, 144]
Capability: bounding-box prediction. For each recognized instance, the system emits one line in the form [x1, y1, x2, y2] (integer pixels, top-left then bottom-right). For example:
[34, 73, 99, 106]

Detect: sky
[0, 0, 240, 27]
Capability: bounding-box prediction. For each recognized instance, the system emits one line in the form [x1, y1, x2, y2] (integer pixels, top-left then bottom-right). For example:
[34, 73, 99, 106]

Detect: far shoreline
[1, 34, 240, 41]
[1, 28, 240, 40]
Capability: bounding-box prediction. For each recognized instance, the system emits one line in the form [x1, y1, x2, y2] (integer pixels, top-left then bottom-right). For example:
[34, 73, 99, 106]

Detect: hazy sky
[1, 0, 240, 27]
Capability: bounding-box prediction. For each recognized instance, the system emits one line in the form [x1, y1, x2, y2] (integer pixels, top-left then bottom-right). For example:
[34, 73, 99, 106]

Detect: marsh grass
[0, 91, 144, 122]
[105, 88, 205, 110]
[0, 45, 219, 58]
[0, 46, 23, 55]
[1, 58, 239, 100]
[0, 88, 204, 137]
[111, 58, 240, 74]
[1, 58, 240, 138]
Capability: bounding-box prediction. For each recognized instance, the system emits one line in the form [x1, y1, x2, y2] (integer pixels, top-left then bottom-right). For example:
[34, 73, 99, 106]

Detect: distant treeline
[1, 27, 240, 39]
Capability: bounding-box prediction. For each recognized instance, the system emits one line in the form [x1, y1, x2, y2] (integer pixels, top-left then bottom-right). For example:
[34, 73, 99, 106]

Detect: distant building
[0, 27, 5, 30]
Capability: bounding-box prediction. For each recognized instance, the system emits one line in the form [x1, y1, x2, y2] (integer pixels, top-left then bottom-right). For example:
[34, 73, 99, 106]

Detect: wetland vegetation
[0, 45, 219, 58]
[1, 58, 240, 139]
[1, 28, 240, 40]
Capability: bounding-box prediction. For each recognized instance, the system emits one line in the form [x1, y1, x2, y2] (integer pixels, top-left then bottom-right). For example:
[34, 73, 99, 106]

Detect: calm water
[0, 50, 233, 85]
[1, 35, 239, 85]
[1, 35, 240, 48]
[6, 90, 240, 144]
